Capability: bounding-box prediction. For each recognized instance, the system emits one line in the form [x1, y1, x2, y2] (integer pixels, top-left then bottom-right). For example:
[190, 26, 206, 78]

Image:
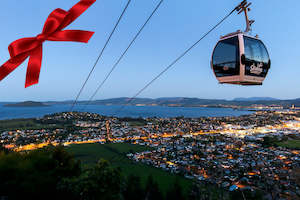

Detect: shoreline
[0, 105, 254, 121]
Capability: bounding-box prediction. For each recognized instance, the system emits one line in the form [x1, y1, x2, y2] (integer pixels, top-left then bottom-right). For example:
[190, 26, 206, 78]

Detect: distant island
[4, 101, 49, 107]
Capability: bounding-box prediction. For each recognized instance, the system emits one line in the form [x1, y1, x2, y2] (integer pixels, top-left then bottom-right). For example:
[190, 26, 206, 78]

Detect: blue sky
[0, 0, 299, 101]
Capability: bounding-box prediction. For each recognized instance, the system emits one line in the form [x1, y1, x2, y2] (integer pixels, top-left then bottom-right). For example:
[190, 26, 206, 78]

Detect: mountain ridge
[2, 97, 299, 108]
[233, 97, 280, 101]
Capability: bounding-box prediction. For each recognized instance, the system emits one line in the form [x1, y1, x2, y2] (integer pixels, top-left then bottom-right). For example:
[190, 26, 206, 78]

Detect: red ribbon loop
[0, 0, 96, 88]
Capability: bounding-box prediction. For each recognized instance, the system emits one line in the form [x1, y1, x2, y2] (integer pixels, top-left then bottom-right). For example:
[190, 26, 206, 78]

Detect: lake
[0, 104, 253, 120]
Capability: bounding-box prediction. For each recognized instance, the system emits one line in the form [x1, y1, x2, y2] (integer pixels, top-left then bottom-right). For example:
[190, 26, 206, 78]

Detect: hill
[84, 97, 300, 107]
[233, 97, 280, 101]
[4, 101, 49, 107]
[3, 97, 300, 108]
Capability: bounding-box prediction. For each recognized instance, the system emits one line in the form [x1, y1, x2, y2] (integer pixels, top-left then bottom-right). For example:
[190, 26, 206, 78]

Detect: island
[4, 101, 50, 107]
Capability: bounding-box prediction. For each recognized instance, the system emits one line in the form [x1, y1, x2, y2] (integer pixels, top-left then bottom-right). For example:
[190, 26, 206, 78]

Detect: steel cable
[114, 7, 237, 115]
[70, 0, 132, 111]
[82, 0, 164, 111]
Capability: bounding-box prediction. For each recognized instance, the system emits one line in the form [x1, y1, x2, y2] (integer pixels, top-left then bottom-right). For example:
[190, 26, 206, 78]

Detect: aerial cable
[70, 0, 132, 111]
[114, 5, 238, 115]
[82, 0, 164, 110]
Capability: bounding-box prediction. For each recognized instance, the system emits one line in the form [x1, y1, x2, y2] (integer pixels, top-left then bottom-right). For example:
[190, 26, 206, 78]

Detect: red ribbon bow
[0, 0, 96, 88]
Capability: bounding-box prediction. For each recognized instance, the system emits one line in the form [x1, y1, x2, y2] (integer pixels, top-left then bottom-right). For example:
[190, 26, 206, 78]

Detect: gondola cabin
[211, 31, 270, 85]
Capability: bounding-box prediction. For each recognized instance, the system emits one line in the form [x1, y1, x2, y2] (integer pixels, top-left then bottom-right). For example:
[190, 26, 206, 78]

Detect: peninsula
[4, 101, 49, 107]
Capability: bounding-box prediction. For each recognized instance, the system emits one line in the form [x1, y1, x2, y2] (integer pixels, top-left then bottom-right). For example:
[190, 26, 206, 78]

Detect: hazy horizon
[1, 96, 298, 103]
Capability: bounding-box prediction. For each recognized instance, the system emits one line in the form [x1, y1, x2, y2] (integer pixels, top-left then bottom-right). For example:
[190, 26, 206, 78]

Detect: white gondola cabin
[211, 31, 270, 85]
[211, 0, 271, 85]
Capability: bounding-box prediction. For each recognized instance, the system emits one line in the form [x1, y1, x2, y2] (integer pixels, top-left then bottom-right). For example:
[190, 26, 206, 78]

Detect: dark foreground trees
[0, 145, 238, 200]
[58, 159, 122, 200]
[0, 145, 125, 200]
[0, 145, 81, 200]
[0, 146, 167, 200]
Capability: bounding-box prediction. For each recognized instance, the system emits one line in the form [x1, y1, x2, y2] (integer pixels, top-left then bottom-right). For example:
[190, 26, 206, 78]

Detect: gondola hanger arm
[235, 0, 255, 33]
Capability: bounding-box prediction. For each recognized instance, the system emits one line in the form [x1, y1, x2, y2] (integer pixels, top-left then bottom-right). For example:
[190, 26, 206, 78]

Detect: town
[1, 110, 300, 199]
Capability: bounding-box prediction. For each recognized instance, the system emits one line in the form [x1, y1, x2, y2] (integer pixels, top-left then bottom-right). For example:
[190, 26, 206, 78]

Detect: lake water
[0, 104, 253, 120]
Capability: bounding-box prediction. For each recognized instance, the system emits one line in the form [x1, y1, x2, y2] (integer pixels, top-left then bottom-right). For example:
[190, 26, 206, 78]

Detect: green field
[66, 143, 192, 194]
[277, 140, 300, 149]
[0, 118, 64, 131]
[0, 118, 36, 130]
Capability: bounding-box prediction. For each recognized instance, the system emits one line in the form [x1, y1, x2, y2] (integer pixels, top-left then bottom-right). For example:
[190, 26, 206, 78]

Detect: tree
[188, 183, 201, 200]
[123, 174, 144, 200]
[0, 144, 11, 154]
[58, 159, 122, 200]
[0, 145, 81, 200]
[145, 175, 164, 200]
[166, 180, 185, 200]
[262, 136, 278, 147]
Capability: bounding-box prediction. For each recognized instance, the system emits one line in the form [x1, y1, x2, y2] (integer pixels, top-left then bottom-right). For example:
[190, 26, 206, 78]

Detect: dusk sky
[0, 0, 299, 101]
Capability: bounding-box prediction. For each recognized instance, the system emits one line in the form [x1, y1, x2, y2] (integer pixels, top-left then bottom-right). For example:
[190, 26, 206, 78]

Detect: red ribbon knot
[36, 34, 46, 42]
[0, 0, 96, 88]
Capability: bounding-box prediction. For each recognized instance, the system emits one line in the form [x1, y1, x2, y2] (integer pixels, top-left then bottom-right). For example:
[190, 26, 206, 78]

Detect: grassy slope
[0, 119, 40, 131]
[66, 143, 192, 194]
[0, 118, 65, 131]
[277, 140, 300, 149]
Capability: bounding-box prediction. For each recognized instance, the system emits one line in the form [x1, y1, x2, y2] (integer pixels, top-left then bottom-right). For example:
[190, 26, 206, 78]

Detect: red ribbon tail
[48, 30, 94, 43]
[61, 0, 96, 29]
[0, 54, 28, 82]
[25, 45, 43, 88]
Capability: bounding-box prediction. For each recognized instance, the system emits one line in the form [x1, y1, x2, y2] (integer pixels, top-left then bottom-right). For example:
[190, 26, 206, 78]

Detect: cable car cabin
[211, 32, 270, 85]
